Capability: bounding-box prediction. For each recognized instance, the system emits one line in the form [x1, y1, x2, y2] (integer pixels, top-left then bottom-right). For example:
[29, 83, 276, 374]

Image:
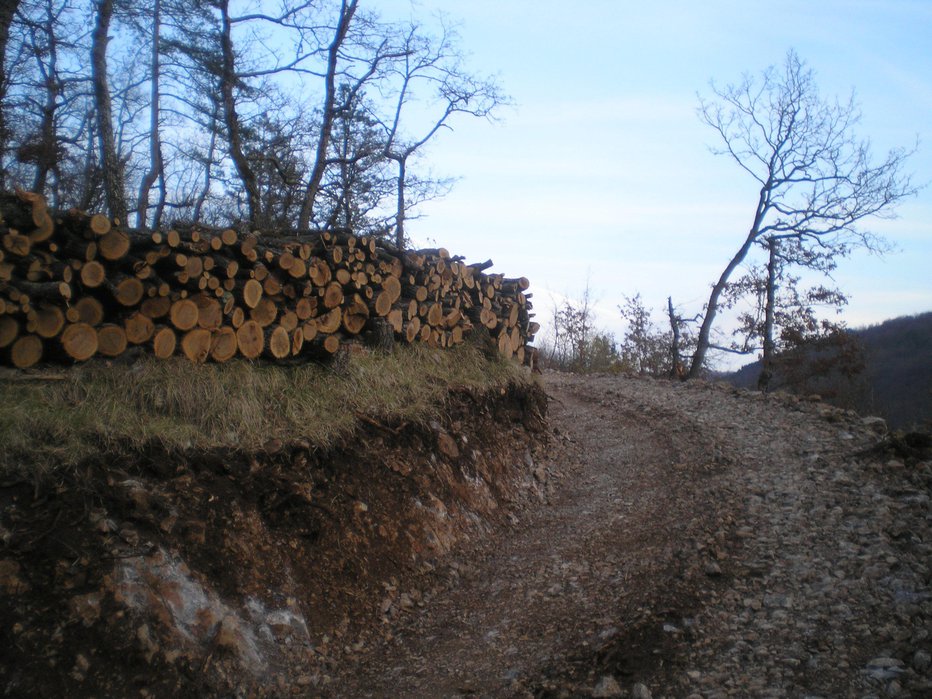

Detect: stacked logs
[0, 191, 540, 369]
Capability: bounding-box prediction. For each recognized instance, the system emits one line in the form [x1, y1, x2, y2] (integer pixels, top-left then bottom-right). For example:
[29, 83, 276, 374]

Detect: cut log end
[152, 327, 177, 359]
[61, 322, 98, 362]
[236, 320, 264, 359]
[97, 324, 128, 357]
[11, 334, 43, 369]
[209, 326, 238, 362]
[181, 328, 212, 363]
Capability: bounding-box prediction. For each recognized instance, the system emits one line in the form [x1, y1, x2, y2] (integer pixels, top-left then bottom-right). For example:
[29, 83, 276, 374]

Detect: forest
[0, 0, 503, 246]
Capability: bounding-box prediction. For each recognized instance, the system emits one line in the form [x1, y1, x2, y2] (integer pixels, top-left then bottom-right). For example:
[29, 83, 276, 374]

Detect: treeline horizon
[727, 310, 932, 429]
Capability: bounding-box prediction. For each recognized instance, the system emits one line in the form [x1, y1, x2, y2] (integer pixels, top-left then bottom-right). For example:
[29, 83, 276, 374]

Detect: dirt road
[325, 372, 932, 698]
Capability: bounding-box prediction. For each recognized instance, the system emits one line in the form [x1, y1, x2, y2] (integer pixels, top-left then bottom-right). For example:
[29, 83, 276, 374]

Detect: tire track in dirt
[324, 373, 736, 697]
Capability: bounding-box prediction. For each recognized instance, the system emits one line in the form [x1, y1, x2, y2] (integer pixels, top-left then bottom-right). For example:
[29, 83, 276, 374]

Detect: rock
[591, 675, 624, 698]
[912, 649, 931, 672]
[437, 432, 460, 459]
[69, 591, 103, 626]
[631, 682, 652, 699]
[861, 416, 887, 434]
[0, 559, 29, 594]
[865, 657, 905, 681]
[215, 616, 243, 649]
[704, 561, 722, 577]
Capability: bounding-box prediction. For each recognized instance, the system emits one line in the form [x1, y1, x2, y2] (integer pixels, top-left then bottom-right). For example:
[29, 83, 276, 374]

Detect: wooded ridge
[0, 191, 539, 368]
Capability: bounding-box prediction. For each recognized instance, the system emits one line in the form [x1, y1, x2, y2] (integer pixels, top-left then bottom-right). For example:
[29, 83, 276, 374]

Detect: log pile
[0, 191, 540, 369]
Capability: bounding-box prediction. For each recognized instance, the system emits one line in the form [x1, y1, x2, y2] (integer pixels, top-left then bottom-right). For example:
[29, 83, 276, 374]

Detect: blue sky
[377, 0, 932, 367]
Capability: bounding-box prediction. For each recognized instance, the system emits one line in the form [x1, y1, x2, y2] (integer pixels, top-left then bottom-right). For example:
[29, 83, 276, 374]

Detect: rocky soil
[325, 372, 932, 698]
[2, 371, 930, 698]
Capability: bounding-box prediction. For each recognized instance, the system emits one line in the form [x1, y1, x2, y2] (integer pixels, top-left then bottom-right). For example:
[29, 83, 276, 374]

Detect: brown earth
[0, 379, 548, 698]
[2, 371, 931, 698]
[322, 371, 932, 698]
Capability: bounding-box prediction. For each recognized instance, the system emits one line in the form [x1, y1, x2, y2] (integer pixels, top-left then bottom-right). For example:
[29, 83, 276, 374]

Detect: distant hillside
[726, 312, 932, 429]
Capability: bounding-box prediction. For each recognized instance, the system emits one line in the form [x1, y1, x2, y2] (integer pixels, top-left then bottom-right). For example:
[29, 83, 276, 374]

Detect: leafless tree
[373, 21, 506, 249]
[130, 0, 165, 229]
[0, 0, 22, 189]
[92, 0, 127, 222]
[0, 1, 503, 234]
[688, 50, 917, 378]
[720, 238, 850, 389]
[297, 0, 358, 230]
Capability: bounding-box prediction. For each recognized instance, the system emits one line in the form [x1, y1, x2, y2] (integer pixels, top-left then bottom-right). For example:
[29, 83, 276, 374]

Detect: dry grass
[0, 343, 533, 479]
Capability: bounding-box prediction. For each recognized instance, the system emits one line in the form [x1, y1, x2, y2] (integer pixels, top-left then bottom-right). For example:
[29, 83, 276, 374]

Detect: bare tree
[131, 0, 165, 229]
[720, 238, 850, 389]
[0, 1, 504, 233]
[688, 50, 917, 378]
[0, 0, 22, 189]
[375, 21, 506, 249]
[214, 0, 260, 225]
[322, 84, 394, 232]
[91, 0, 127, 222]
[297, 0, 358, 230]
[617, 293, 670, 375]
[6, 0, 95, 206]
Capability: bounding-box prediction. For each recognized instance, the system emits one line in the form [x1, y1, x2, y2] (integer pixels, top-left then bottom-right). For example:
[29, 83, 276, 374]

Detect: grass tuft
[0, 344, 533, 479]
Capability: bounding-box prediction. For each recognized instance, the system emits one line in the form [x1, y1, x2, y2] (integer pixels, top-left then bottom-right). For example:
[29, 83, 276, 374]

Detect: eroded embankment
[0, 379, 547, 698]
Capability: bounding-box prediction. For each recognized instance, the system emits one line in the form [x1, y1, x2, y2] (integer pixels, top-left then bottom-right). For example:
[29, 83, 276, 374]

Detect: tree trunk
[394, 155, 406, 250]
[667, 296, 683, 378]
[298, 0, 357, 230]
[33, 6, 60, 195]
[192, 106, 219, 222]
[92, 0, 128, 224]
[218, 0, 261, 226]
[758, 237, 778, 391]
[0, 0, 21, 190]
[135, 0, 164, 230]
[688, 186, 770, 378]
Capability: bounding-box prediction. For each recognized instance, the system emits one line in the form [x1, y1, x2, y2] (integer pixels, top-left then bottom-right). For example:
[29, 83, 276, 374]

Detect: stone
[912, 649, 931, 672]
[861, 416, 887, 434]
[0, 559, 29, 594]
[69, 591, 103, 626]
[630, 683, 652, 699]
[437, 432, 460, 459]
[591, 675, 624, 698]
[216, 615, 243, 650]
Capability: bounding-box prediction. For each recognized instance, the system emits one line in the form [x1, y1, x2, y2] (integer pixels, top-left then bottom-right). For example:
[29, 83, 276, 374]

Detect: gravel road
[325, 372, 932, 698]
